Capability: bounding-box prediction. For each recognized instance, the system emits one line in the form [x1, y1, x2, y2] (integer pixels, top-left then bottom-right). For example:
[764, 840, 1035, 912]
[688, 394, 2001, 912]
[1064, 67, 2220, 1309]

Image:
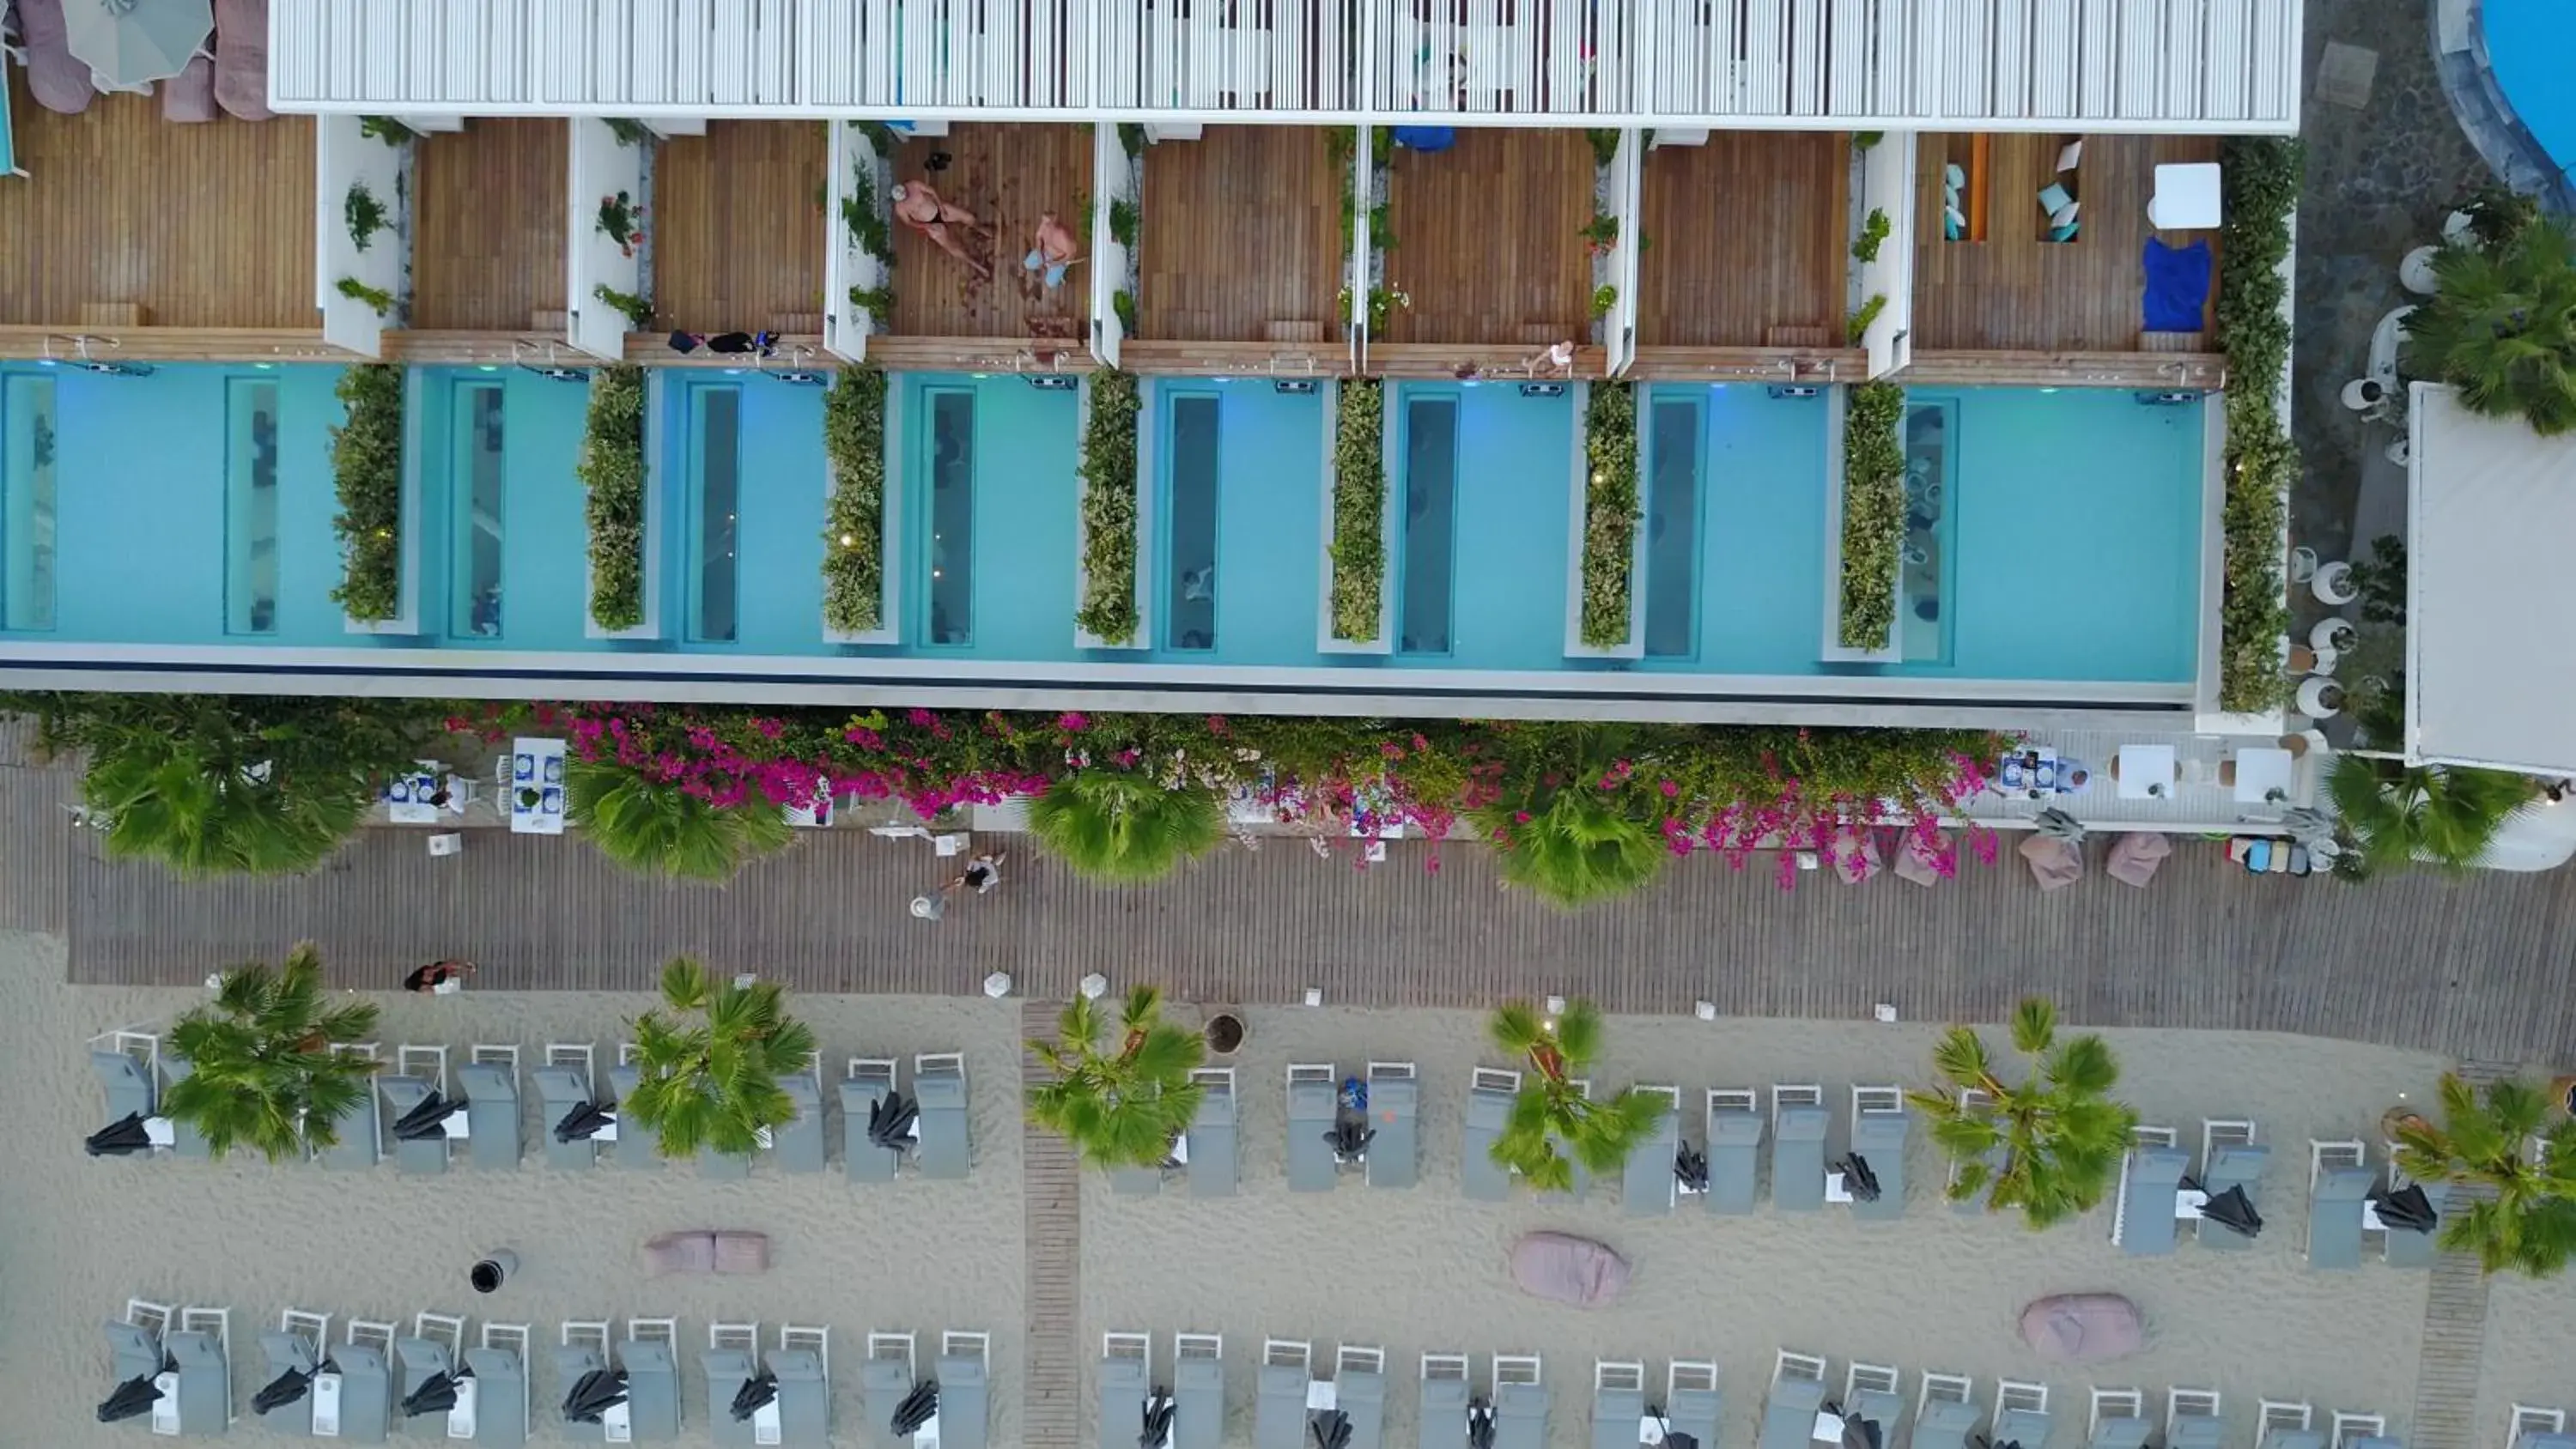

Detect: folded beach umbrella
[1839, 1154, 1883, 1202]
[97, 1374, 163, 1422]
[2373, 1183, 2439, 1234]
[253, 1367, 314, 1415]
[730, 1371, 779, 1422]
[553, 1100, 614, 1143]
[402, 1371, 462, 1417]
[1667, 1437, 1700, 1449]
[1313, 1410, 1355, 1449]
[562, 1368, 629, 1422]
[1467, 1398, 1498, 1449]
[1329, 1119, 1374, 1164]
[869, 1091, 920, 1151]
[1674, 1143, 1710, 1194]
[1139, 1391, 1176, 1449]
[1844, 1416, 1886, 1449]
[392, 1090, 459, 1140]
[892, 1379, 940, 1435]
[2201, 1184, 2263, 1238]
[87, 1112, 155, 1156]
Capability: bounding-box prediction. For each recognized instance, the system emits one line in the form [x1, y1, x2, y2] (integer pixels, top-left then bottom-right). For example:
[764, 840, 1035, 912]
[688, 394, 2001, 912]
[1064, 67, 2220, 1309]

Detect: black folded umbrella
[2201, 1184, 2263, 1238]
[1140, 1391, 1176, 1449]
[1839, 1154, 1882, 1203]
[253, 1367, 314, 1415]
[731, 1372, 779, 1422]
[2373, 1182, 2439, 1234]
[1674, 1144, 1710, 1193]
[1666, 1435, 1701, 1449]
[553, 1100, 614, 1143]
[870, 1092, 920, 1153]
[892, 1379, 941, 1436]
[88, 1112, 156, 1157]
[562, 1368, 630, 1423]
[392, 1091, 459, 1141]
[1467, 1397, 1498, 1449]
[1844, 1416, 1886, 1449]
[1328, 1118, 1375, 1164]
[1313, 1409, 1355, 1449]
[402, 1371, 461, 1417]
[97, 1374, 163, 1423]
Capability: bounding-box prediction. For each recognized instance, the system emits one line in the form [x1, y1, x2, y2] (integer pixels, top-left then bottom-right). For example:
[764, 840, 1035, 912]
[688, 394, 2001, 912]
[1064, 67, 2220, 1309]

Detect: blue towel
[1389, 126, 1456, 153]
[2142, 238, 2214, 332]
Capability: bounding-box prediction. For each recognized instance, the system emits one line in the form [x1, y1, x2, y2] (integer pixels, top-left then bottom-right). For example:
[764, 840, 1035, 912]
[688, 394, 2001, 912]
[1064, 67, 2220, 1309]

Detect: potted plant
[2381, 1103, 2430, 1142]
[1027, 768, 1224, 884]
[1026, 985, 1206, 1170]
[163, 945, 383, 1161]
[2390, 1073, 2576, 1276]
[621, 957, 817, 1161]
[517, 785, 542, 810]
[1908, 997, 2140, 1229]
[1484, 998, 1662, 1191]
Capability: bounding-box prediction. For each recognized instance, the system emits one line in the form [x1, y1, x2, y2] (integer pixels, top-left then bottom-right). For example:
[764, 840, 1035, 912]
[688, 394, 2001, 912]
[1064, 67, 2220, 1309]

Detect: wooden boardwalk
[0, 86, 314, 329]
[410, 119, 568, 332]
[1139, 125, 1345, 343]
[887, 124, 1092, 341]
[1382, 127, 1594, 347]
[650, 121, 829, 336]
[1637, 131, 1848, 349]
[1020, 1000, 1083, 1449]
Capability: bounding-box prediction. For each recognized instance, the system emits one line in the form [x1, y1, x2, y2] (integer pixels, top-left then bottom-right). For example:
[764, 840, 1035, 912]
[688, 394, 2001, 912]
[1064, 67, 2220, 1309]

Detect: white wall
[566, 119, 644, 361]
[1855, 130, 1917, 378]
[1606, 129, 1644, 375]
[1090, 124, 1136, 367]
[313, 115, 407, 357]
[823, 121, 886, 362]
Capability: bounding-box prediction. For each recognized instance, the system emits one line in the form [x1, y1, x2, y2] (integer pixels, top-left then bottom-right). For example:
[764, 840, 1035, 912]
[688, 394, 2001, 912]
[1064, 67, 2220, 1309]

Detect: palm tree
[1027, 768, 1224, 884]
[1907, 997, 2139, 1230]
[2328, 753, 2533, 876]
[1467, 727, 1665, 908]
[1026, 985, 1206, 1170]
[162, 944, 382, 1162]
[567, 758, 795, 881]
[621, 957, 818, 1160]
[2402, 216, 2576, 435]
[1485, 999, 1664, 1192]
[2392, 1073, 2576, 1277]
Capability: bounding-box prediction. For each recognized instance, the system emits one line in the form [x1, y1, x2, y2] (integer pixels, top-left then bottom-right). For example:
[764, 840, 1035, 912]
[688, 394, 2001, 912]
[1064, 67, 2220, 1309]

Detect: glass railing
[688, 385, 744, 643]
[924, 388, 975, 646]
[1163, 391, 1220, 652]
[1397, 391, 1458, 656]
[451, 380, 506, 638]
[1900, 397, 1957, 665]
[1, 373, 58, 632]
[1643, 393, 1701, 658]
[224, 378, 281, 635]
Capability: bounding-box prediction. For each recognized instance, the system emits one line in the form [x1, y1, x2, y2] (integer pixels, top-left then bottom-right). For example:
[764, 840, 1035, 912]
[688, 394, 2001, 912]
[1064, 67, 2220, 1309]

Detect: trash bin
[470, 1250, 519, 1294]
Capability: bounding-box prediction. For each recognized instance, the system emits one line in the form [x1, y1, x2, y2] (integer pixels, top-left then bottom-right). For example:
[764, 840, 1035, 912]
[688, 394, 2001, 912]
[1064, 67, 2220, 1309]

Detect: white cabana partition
[1853, 130, 1916, 378]
[566, 118, 644, 361]
[313, 114, 407, 357]
[822, 119, 884, 361]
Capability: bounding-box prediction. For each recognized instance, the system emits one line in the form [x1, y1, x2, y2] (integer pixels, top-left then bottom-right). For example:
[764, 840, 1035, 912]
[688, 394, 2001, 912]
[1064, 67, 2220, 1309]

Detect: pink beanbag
[1509, 1233, 1630, 1307]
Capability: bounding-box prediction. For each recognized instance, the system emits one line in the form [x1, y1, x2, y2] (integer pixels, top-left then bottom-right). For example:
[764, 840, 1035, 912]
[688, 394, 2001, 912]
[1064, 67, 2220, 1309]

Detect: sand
[2474, 1274, 2576, 1440]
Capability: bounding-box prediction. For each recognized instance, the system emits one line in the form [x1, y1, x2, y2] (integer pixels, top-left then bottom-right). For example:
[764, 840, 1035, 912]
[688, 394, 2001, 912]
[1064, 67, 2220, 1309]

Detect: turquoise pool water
[0, 363, 2204, 688]
[2485, 0, 2576, 173]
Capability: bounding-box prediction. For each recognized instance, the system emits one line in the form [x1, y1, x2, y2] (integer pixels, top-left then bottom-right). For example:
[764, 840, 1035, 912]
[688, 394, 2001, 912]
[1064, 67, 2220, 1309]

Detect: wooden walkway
[410, 119, 568, 332]
[886, 124, 1091, 341]
[0, 86, 314, 329]
[1020, 1000, 1083, 1449]
[1382, 127, 1594, 347]
[1637, 131, 1848, 349]
[1139, 125, 1345, 343]
[2408, 1061, 2509, 1449]
[649, 121, 829, 336]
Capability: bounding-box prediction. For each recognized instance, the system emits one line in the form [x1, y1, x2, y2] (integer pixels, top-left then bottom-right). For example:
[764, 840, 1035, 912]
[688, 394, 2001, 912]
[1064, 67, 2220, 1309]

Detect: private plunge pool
[0, 363, 2215, 707]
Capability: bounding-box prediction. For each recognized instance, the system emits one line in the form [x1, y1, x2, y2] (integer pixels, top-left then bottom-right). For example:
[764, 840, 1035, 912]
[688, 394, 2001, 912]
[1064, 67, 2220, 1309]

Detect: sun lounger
[2111, 1141, 2190, 1255]
[2518, 1434, 2575, 1449]
[94, 1046, 156, 1125]
[1759, 1367, 1829, 1449]
[769, 1332, 829, 1447]
[1707, 1090, 1764, 1215]
[1336, 1347, 1388, 1449]
[2167, 1391, 2225, 1449]
[862, 1334, 915, 1449]
[1773, 1094, 1829, 1212]
[1111, 1156, 1164, 1195]
[1593, 1363, 1646, 1449]
[1494, 1370, 1549, 1449]
[168, 1312, 233, 1434]
[2309, 1146, 2375, 1270]
[2090, 1408, 2150, 1449]
[1916, 1397, 1983, 1449]
[319, 1055, 384, 1169]
[1996, 1399, 2053, 1448]
[1421, 1356, 1473, 1449]
[2196, 1137, 2270, 1251]
[1256, 1342, 1313, 1449]
[914, 1052, 970, 1179]
[938, 1333, 992, 1449]
[620, 1331, 682, 1441]
[465, 1332, 530, 1447]
[2381, 1179, 2450, 1268]
[1188, 1067, 1238, 1197]
[159, 1053, 211, 1158]
[764, 1071, 824, 1173]
[1369, 1062, 1420, 1188]
[397, 1333, 457, 1428]
[1100, 1337, 1151, 1449]
[106, 1310, 167, 1428]
[325, 1338, 394, 1442]
[554, 1337, 611, 1443]
[1624, 1087, 1680, 1216]
[379, 1075, 453, 1174]
[260, 1320, 323, 1434]
[1667, 1364, 1722, 1449]
[1850, 1090, 1910, 1222]
[841, 1058, 902, 1184]
[1175, 1337, 1224, 1449]
[1948, 1088, 2006, 1214]
[1288, 1064, 1340, 1191]
[1845, 1364, 1905, 1446]
[702, 1343, 757, 1448]
[534, 1059, 598, 1171]
[607, 1064, 662, 1170]
[459, 1061, 523, 1171]
[1464, 1069, 1519, 1202]
[212, 0, 272, 119]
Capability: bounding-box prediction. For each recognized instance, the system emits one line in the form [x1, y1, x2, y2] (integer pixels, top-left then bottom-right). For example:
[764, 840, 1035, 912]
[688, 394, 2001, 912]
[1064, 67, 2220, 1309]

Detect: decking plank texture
[1139, 125, 1345, 343]
[0, 85, 315, 329]
[650, 120, 829, 336]
[1021, 999, 1082, 1449]
[1382, 127, 1594, 348]
[1911, 131, 2221, 353]
[887, 123, 1093, 341]
[1637, 130, 1849, 349]
[410, 119, 569, 332]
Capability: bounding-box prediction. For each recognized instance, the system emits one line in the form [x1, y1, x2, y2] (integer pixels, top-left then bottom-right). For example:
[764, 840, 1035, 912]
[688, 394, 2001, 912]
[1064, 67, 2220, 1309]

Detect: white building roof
[268, 0, 2301, 130]
[2405, 384, 2576, 775]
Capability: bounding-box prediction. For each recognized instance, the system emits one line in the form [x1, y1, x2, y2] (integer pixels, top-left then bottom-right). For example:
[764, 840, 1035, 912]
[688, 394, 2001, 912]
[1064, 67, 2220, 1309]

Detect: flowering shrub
[1076, 370, 1143, 644]
[822, 365, 890, 634]
[578, 367, 648, 632]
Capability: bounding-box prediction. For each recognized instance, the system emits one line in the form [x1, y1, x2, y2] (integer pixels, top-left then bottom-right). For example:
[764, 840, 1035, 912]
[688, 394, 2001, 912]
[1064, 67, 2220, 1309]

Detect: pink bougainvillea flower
[1058, 711, 1089, 732]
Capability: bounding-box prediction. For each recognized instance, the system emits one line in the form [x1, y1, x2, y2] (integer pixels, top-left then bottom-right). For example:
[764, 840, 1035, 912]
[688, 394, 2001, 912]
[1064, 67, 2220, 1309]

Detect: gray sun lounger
[1708, 1101, 1764, 1215]
[1175, 1355, 1224, 1449]
[1595, 1383, 1647, 1449]
[1111, 1159, 1165, 1195]
[2382, 1180, 2451, 1268]
[2116, 1145, 2190, 1255]
[319, 1071, 382, 1169]
[2348, 1437, 2403, 1449]
[1188, 1076, 1238, 1197]
[94, 1047, 155, 1125]
[553, 1344, 611, 1442]
[465, 1342, 528, 1447]
[1759, 1377, 1829, 1449]
[2518, 1436, 2576, 1449]
[167, 1325, 230, 1433]
[1670, 1389, 1722, 1448]
[607, 1064, 662, 1170]
[841, 1063, 902, 1184]
[533, 1065, 598, 1171]
[2170, 1415, 2226, 1449]
[2263, 1432, 2324, 1449]
[1288, 1075, 1340, 1191]
[106, 1318, 162, 1396]
[261, 1328, 321, 1434]
[459, 1061, 523, 1171]
[2197, 1142, 2270, 1250]
[938, 1342, 990, 1449]
[1463, 1080, 1516, 1202]
[769, 1346, 829, 1446]
[1370, 1075, 1420, 1189]
[160, 1053, 211, 1158]
[1258, 1363, 1311, 1449]
[397, 1335, 455, 1422]
[2310, 1165, 2376, 1269]
[1422, 1375, 1472, 1449]
[862, 1350, 914, 1449]
[702, 1348, 757, 1447]
[1997, 1405, 2053, 1447]
[1915, 1399, 1982, 1449]
[1340, 1361, 1387, 1449]
[1624, 1095, 1680, 1216]
[1850, 1109, 1910, 1220]
[915, 1057, 970, 1179]
[379, 1076, 451, 1174]
[1773, 1104, 1828, 1212]
[1496, 1382, 1552, 1449]
[774, 1075, 826, 1173]
[2091, 1416, 2151, 1449]
[328, 1342, 394, 1442]
[619, 1337, 681, 1441]
[1098, 1353, 1148, 1449]
[1846, 1385, 1905, 1445]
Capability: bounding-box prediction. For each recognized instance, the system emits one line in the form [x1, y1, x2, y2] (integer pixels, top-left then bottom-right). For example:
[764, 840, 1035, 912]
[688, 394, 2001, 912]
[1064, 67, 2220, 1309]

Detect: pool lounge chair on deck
[465, 1324, 531, 1447]
[2088, 1389, 2149, 1449]
[460, 1052, 523, 1171]
[841, 1058, 902, 1184]
[914, 1052, 970, 1179]
[1257, 1340, 1314, 1449]
[1623, 1087, 1680, 1216]
[2166, 1390, 2225, 1449]
[1100, 1335, 1151, 1449]
[863, 1332, 917, 1449]
[702, 1322, 761, 1448]
[1493, 1356, 1548, 1449]
[1464, 1070, 1520, 1202]
[1174, 1334, 1224, 1449]
[938, 1331, 992, 1449]
[2309, 1140, 2374, 1270]
[607, 1058, 661, 1170]
[2196, 1120, 2269, 1250]
[535, 1048, 598, 1171]
[1707, 1089, 1764, 1215]
[1759, 1354, 1831, 1449]
[1592, 1361, 1646, 1449]
[774, 1066, 826, 1174]
[1848, 1086, 1910, 1221]
[167, 1307, 232, 1434]
[1845, 1362, 1906, 1446]
[1995, 1380, 2053, 1449]
[1915, 1375, 1982, 1449]
[1420, 1355, 1473, 1449]
[1335, 1346, 1388, 1449]
[1369, 1062, 1419, 1188]
[1772, 1087, 1828, 1212]
[2111, 1127, 2190, 1255]
[1668, 1362, 1723, 1449]
[1288, 1064, 1340, 1191]
[1187, 1067, 1238, 1197]
[769, 1325, 830, 1446]
[621, 1319, 683, 1441]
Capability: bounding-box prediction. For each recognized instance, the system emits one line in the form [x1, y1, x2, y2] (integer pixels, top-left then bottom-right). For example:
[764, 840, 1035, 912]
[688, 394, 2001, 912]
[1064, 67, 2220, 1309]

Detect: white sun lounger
[2111, 1132, 2191, 1255]
[1335, 1346, 1388, 1449]
[2379, 1173, 2450, 1268]
[2309, 1143, 2376, 1270]
[319, 1046, 383, 1169]
[2088, 1389, 2149, 1449]
[938, 1331, 992, 1449]
[1463, 1070, 1520, 1202]
[1187, 1067, 1238, 1197]
[1174, 1335, 1224, 1449]
[1772, 1088, 1828, 1212]
[2196, 1120, 2268, 1251]
[159, 1050, 211, 1158]
[701, 1324, 759, 1447]
[1996, 1380, 2052, 1449]
[621, 1319, 681, 1441]
[1100, 1335, 1151, 1449]
[914, 1052, 970, 1179]
[1592, 1361, 1646, 1449]
[1759, 1355, 1830, 1449]
[534, 1055, 599, 1172]
[841, 1058, 902, 1184]
[459, 1057, 523, 1171]
[167, 1307, 232, 1435]
[1493, 1358, 1548, 1449]
[862, 1332, 915, 1449]
[1623, 1087, 1680, 1216]
[325, 1319, 396, 1442]
[1420, 1355, 1472, 1449]
[768, 1325, 829, 1446]
[1256, 1340, 1314, 1449]
[259, 1313, 325, 1435]
[1368, 1062, 1419, 1189]
[1846, 1362, 1906, 1445]
[1707, 1088, 1764, 1215]
[379, 1075, 452, 1174]
[396, 1331, 459, 1432]
[2166, 1390, 2225, 1449]
[1288, 1064, 1340, 1192]
[466, 1324, 531, 1447]
[1914, 1377, 1983, 1449]
[1849, 1087, 1910, 1222]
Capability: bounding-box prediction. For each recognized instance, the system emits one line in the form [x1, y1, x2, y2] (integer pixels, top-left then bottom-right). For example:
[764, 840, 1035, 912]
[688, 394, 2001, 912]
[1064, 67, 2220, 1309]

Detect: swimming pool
[2483, 0, 2576, 175]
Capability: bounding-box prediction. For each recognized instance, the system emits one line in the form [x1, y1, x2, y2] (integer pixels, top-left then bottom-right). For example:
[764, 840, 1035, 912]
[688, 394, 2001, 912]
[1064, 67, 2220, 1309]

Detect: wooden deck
[1382, 127, 1593, 347]
[1637, 131, 1848, 349]
[1139, 125, 1344, 343]
[886, 123, 1092, 341]
[1911, 131, 2222, 353]
[410, 119, 568, 333]
[0, 84, 314, 329]
[650, 121, 829, 336]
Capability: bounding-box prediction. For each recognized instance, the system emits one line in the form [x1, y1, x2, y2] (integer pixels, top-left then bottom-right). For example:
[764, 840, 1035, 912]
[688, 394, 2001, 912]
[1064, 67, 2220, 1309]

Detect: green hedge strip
[821, 365, 890, 635]
[329, 364, 404, 622]
[1075, 369, 1143, 646]
[579, 365, 648, 633]
[2215, 138, 2299, 713]
[1837, 381, 1907, 651]
[1328, 379, 1386, 642]
[1578, 381, 1640, 648]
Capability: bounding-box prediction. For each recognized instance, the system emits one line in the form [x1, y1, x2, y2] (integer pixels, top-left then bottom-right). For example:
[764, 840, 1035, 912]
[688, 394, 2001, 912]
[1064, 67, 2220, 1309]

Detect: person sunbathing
[893, 179, 993, 281]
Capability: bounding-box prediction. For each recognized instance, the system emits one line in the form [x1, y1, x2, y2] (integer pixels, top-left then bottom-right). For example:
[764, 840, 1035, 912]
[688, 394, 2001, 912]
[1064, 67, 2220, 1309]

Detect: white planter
[1564, 381, 1646, 659]
[344, 367, 424, 635]
[584, 370, 664, 640]
[2311, 561, 2359, 606]
[1819, 385, 1900, 663]
[1073, 373, 1152, 651]
[2295, 676, 2345, 719]
[2310, 616, 2356, 655]
[1317, 379, 1397, 655]
[822, 374, 902, 645]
